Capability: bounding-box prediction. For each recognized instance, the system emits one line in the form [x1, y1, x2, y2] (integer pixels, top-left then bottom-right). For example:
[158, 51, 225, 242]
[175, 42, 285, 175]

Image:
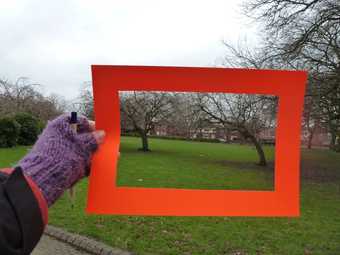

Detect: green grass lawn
[1, 137, 340, 255]
[116, 137, 275, 190]
[0, 146, 31, 168]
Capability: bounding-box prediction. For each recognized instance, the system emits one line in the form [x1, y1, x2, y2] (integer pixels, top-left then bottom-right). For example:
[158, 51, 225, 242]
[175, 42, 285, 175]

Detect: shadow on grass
[300, 161, 340, 183]
[217, 160, 274, 171]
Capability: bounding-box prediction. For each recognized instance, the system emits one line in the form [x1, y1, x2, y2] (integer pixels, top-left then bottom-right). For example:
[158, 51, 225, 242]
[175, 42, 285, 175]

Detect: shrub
[0, 117, 20, 148]
[14, 113, 40, 145]
[37, 119, 46, 134]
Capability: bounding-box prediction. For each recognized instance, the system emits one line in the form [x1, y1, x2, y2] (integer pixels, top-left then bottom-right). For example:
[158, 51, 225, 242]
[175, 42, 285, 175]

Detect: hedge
[0, 117, 21, 148]
[14, 112, 40, 145]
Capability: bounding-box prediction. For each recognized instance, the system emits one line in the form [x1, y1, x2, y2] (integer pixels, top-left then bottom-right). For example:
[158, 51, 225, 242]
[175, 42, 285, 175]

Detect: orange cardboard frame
[87, 65, 307, 217]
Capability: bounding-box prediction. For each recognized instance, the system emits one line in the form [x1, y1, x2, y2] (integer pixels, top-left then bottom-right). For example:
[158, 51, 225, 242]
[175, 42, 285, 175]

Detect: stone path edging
[44, 225, 134, 255]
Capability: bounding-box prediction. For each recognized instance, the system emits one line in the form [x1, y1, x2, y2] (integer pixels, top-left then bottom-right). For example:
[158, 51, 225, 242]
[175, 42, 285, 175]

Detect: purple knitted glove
[18, 114, 105, 207]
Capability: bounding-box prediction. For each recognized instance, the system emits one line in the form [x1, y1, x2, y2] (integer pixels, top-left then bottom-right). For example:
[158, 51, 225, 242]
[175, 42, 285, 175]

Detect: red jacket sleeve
[0, 167, 48, 255]
[1, 168, 48, 225]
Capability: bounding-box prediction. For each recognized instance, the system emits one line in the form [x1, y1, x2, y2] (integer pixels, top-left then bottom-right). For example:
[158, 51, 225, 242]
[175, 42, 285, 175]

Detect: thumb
[93, 130, 106, 145]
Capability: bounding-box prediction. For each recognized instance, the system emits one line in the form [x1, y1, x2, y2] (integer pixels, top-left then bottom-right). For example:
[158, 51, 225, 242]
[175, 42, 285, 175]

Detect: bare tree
[244, 0, 340, 65]
[0, 77, 63, 122]
[222, 0, 340, 151]
[0, 77, 39, 115]
[120, 91, 173, 151]
[302, 96, 318, 149]
[168, 93, 208, 139]
[75, 82, 94, 119]
[196, 93, 275, 166]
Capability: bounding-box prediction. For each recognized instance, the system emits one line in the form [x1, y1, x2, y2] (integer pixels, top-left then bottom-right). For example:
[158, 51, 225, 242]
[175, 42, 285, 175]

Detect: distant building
[151, 122, 276, 144]
[256, 128, 276, 144]
[124, 119, 331, 147]
[301, 126, 331, 147]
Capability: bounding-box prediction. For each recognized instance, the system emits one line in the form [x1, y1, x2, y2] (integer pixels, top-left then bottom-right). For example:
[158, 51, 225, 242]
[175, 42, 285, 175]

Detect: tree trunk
[336, 140, 340, 153]
[224, 128, 231, 143]
[139, 131, 150, 152]
[247, 133, 267, 166]
[307, 128, 315, 149]
[329, 130, 336, 150]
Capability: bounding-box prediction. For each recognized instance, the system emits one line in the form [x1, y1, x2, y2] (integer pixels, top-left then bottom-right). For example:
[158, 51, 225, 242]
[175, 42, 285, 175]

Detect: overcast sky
[0, 0, 258, 99]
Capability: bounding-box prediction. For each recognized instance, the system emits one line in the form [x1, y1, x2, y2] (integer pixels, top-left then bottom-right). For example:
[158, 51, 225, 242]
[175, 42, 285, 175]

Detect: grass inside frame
[87, 65, 307, 217]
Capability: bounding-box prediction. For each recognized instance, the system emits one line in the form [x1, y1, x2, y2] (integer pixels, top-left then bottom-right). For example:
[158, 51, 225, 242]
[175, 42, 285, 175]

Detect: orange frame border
[87, 65, 307, 217]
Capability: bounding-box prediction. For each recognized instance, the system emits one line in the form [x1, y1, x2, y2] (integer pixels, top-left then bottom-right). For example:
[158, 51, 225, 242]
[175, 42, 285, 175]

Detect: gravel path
[32, 235, 93, 255]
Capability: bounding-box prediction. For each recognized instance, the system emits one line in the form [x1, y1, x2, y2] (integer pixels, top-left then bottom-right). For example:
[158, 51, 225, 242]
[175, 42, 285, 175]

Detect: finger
[93, 130, 105, 144]
[77, 116, 92, 133]
[88, 120, 96, 131]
